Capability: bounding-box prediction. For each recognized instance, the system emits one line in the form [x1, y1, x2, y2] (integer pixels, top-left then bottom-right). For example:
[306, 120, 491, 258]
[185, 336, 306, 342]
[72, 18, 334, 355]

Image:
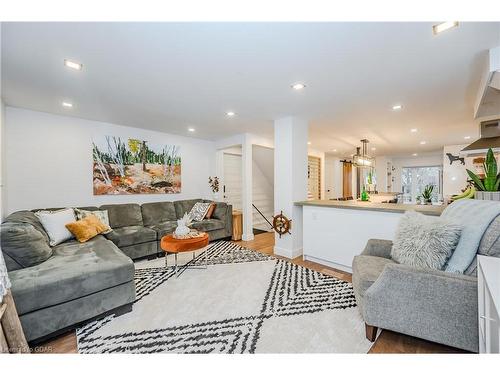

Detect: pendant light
[353, 139, 374, 168]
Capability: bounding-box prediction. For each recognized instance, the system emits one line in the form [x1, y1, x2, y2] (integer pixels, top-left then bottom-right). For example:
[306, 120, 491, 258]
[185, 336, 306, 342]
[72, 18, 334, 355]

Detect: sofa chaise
[1, 199, 232, 343]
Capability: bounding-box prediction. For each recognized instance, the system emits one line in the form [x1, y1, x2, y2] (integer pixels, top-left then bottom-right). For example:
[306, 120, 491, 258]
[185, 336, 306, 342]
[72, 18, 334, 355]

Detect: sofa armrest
[364, 263, 478, 352]
[212, 202, 232, 236]
[361, 239, 393, 259]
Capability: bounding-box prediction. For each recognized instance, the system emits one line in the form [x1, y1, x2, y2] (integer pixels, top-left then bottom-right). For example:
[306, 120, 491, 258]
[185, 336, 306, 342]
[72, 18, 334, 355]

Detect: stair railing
[252, 204, 274, 230]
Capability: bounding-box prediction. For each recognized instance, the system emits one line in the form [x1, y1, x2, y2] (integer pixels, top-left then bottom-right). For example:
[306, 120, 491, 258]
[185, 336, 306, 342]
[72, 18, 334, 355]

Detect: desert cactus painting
[92, 135, 181, 195]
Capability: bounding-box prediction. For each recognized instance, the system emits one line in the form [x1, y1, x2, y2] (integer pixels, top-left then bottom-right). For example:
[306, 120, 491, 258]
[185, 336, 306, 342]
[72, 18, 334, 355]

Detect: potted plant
[466, 148, 500, 201]
[366, 170, 375, 192]
[421, 184, 434, 205]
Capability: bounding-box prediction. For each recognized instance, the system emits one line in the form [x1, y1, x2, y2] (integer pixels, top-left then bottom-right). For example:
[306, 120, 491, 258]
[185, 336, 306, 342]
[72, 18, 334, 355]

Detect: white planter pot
[475, 191, 500, 201]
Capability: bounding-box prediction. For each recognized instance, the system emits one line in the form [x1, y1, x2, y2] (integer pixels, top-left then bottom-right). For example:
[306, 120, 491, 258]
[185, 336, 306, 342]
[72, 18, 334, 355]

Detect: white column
[273, 117, 308, 259]
[242, 135, 254, 241]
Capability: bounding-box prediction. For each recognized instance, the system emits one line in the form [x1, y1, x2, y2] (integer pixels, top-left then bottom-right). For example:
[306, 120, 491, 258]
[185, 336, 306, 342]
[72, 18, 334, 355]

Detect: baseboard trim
[274, 246, 302, 259]
[303, 254, 352, 273]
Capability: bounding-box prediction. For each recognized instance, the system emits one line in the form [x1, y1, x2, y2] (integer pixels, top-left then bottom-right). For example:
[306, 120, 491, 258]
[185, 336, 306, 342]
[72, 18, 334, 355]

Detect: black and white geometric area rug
[76, 241, 373, 353]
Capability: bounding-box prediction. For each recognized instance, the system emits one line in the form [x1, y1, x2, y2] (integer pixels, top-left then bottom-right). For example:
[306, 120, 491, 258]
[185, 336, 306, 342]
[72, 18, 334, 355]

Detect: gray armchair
[352, 219, 500, 353]
[353, 239, 478, 352]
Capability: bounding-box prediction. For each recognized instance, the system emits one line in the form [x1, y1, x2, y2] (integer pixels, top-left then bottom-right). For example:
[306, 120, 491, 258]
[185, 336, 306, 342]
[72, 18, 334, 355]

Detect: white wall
[4, 107, 216, 214]
[375, 156, 390, 192]
[442, 144, 474, 197]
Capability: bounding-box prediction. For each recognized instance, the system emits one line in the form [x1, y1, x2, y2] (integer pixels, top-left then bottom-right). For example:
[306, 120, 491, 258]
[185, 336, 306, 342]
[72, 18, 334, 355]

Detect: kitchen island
[295, 200, 445, 272]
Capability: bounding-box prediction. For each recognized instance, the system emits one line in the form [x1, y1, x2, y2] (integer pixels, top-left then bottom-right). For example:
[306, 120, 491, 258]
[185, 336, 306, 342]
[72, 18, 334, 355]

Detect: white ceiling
[2, 22, 500, 157]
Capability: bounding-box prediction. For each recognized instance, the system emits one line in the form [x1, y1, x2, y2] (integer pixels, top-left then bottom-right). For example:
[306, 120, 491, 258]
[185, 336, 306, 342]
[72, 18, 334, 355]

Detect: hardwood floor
[33, 232, 463, 354]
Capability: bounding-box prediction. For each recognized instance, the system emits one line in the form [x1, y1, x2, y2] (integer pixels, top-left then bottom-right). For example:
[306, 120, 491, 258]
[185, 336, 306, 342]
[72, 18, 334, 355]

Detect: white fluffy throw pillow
[391, 211, 462, 270]
[35, 208, 77, 246]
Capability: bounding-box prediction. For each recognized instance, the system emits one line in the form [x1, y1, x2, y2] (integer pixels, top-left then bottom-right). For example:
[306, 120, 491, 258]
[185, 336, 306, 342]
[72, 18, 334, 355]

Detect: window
[401, 166, 442, 203]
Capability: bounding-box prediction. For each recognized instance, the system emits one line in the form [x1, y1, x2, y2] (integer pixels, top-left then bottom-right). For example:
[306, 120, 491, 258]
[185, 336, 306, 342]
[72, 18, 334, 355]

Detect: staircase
[252, 146, 274, 232]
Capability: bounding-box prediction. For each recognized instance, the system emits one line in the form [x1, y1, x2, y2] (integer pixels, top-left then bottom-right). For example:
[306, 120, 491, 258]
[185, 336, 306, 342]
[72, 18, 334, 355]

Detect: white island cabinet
[478, 255, 500, 354]
[296, 200, 444, 273]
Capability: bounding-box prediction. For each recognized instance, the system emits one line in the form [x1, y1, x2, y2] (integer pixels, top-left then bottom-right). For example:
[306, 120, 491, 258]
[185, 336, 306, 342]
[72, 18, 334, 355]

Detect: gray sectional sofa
[0, 199, 232, 343]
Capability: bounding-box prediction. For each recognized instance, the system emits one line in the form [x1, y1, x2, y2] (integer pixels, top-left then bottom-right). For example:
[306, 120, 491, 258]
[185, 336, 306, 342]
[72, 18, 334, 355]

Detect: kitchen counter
[297, 199, 446, 272]
[295, 199, 445, 216]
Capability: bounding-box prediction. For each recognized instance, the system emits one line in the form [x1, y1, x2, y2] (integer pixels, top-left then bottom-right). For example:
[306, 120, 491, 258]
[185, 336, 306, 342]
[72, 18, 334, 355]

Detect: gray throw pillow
[391, 211, 462, 270]
[1, 222, 53, 269]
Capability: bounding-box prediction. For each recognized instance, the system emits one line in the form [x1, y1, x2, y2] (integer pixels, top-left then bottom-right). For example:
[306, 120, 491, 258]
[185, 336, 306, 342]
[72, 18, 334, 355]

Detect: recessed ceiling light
[432, 22, 459, 35]
[420, 141, 427, 145]
[464, 136, 471, 140]
[64, 59, 83, 70]
[226, 111, 235, 117]
[332, 149, 337, 152]
[392, 104, 402, 111]
[307, 142, 311, 145]
[291, 83, 306, 90]
[410, 128, 418, 133]
[412, 153, 418, 156]
[188, 128, 195, 132]
[62, 101, 73, 108]
[371, 147, 376, 151]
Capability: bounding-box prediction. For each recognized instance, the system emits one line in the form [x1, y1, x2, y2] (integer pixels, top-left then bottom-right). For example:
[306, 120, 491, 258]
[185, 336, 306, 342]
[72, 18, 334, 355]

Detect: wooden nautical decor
[272, 211, 292, 238]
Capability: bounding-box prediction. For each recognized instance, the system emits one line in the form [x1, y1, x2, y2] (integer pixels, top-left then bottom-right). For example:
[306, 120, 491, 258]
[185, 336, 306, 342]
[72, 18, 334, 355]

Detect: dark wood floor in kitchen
[33, 232, 464, 354]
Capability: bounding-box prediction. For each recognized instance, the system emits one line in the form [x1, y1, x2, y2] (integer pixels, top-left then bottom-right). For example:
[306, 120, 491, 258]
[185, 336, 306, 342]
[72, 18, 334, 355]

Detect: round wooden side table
[160, 232, 209, 276]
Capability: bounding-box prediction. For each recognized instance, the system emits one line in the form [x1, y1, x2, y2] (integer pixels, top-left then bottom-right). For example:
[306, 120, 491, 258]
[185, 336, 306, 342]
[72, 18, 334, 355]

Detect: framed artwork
[92, 135, 181, 195]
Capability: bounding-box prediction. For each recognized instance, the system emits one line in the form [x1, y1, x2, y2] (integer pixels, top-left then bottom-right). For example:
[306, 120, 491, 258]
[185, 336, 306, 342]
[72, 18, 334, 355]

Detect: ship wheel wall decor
[272, 211, 292, 238]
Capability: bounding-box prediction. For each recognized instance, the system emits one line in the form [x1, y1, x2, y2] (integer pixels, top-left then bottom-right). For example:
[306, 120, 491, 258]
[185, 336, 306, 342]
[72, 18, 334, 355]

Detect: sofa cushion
[141, 202, 177, 227]
[174, 199, 203, 219]
[100, 204, 143, 228]
[352, 255, 396, 299]
[9, 236, 134, 315]
[35, 208, 77, 246]
[1, 222, 53, 270]
[104, 226, 157, 247]
[3, 211, 50, 243]
[148, 221, 178, 238]
[191, 219, 225, 232]
[211, 202, 229, 221]
[465, 215, 500, 276]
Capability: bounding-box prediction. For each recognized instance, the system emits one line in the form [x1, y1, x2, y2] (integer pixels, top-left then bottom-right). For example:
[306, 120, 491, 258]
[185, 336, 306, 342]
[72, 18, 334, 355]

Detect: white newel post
[242, 135, 254, 241]
[273, 117, 308, 258]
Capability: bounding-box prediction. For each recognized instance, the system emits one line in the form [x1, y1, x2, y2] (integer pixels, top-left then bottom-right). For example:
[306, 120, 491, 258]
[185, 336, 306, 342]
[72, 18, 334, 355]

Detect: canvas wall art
[92, 135, 181, 195]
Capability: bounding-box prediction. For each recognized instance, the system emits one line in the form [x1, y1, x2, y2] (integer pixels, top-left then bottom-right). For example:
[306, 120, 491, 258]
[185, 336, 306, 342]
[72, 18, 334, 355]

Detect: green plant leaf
[467, 169, 485, 191]
[495, 174, 500, 191]
[485, 148, 498, 178]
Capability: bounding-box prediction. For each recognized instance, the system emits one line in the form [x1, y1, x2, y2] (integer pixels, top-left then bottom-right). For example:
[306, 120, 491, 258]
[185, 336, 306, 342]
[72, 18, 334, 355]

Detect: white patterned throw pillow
[188, 202, 212, 222]
[35, 208, 77, 246]
[74, 209, 112, 234]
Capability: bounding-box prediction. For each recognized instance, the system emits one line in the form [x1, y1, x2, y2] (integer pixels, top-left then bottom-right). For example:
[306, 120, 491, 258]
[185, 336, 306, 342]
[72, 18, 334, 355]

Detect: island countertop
[295, 199, 445, 216]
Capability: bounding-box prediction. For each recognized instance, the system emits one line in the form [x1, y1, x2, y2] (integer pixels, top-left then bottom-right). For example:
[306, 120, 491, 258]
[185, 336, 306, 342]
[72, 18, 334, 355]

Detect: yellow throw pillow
[65, 215, 108, 243]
